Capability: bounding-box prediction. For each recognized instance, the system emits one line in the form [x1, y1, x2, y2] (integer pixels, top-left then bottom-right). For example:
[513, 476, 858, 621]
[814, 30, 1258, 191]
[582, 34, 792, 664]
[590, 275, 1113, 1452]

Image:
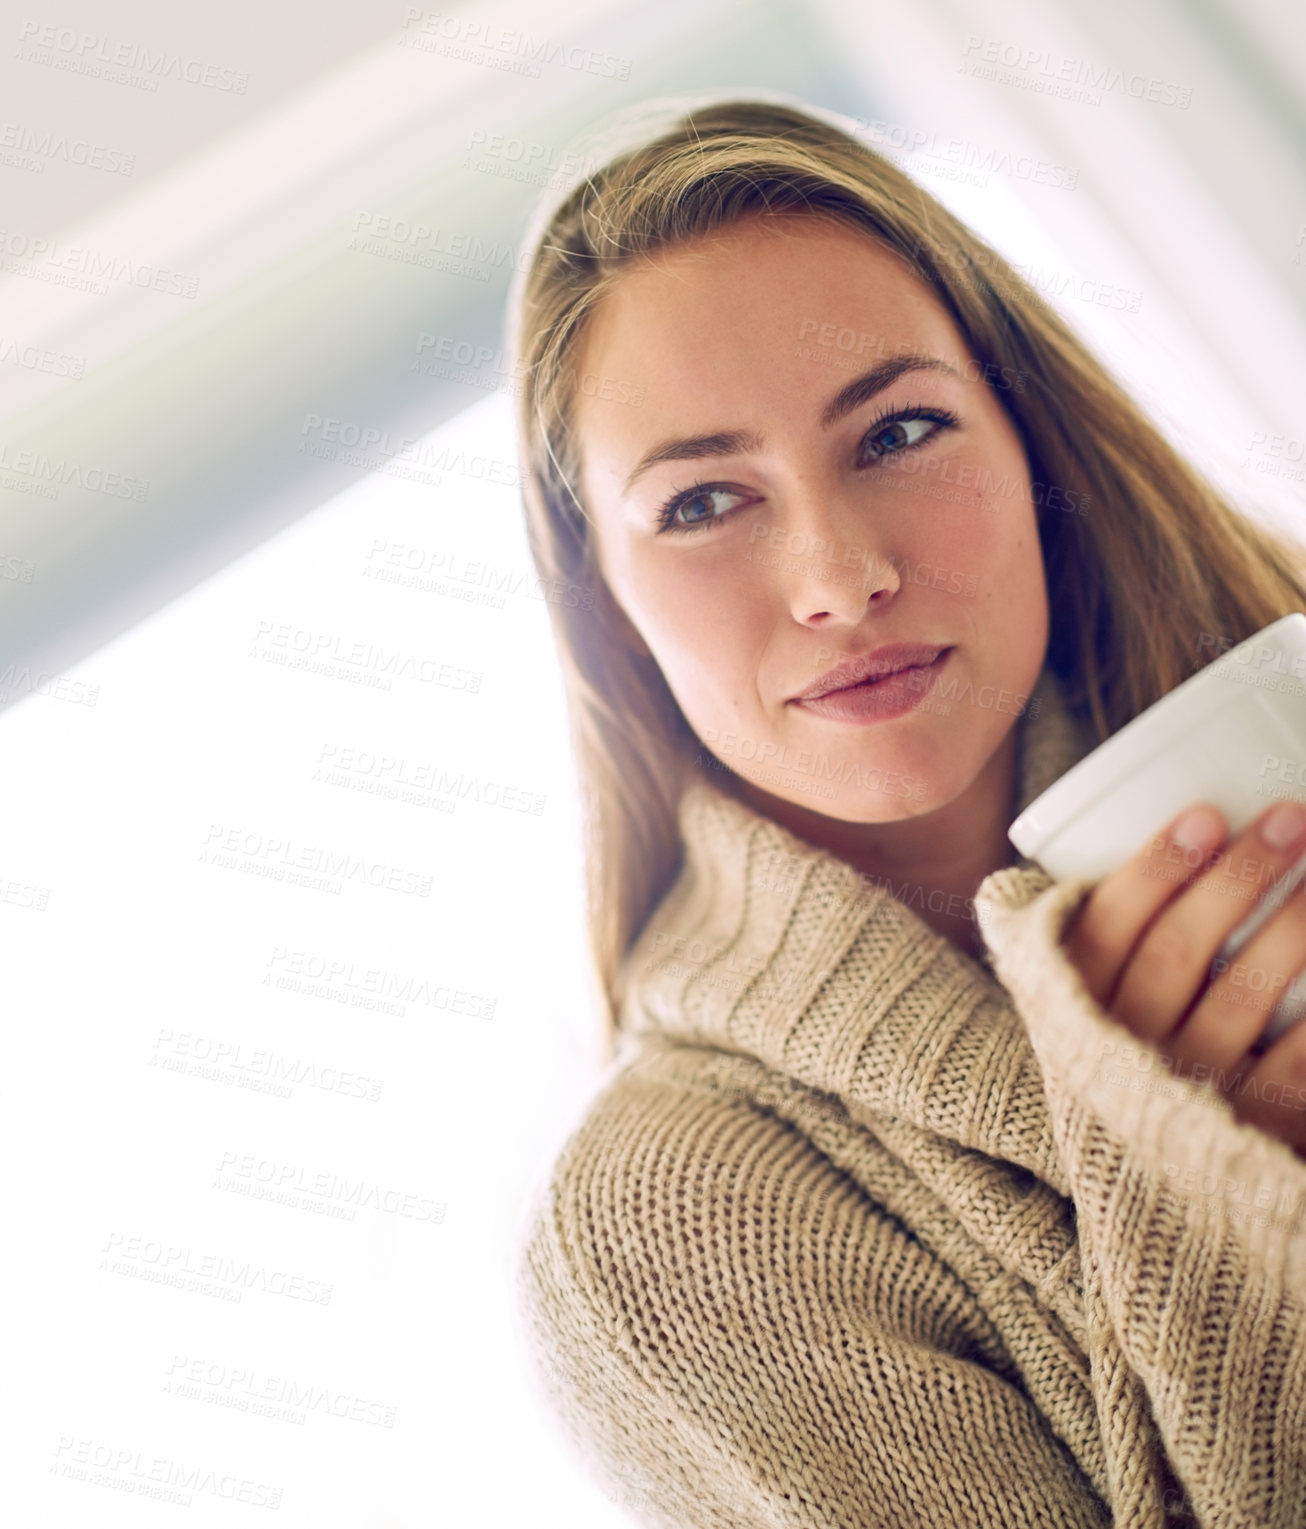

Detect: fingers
[1109, 801, 1306, 1044]
[1218, 1019, 1306, 1156]
[1166, 877, 1306, 1072]
[1063, 803, 1227, 1010]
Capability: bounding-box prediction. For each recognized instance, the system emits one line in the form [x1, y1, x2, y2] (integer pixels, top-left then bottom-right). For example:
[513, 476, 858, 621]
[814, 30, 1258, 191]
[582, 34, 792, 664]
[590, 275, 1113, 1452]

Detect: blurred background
[4, 0, 1304, 1523]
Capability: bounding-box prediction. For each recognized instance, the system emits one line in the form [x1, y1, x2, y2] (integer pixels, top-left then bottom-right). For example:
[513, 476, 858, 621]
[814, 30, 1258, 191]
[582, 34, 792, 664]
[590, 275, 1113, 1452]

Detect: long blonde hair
[504, 91, 1306, 1067]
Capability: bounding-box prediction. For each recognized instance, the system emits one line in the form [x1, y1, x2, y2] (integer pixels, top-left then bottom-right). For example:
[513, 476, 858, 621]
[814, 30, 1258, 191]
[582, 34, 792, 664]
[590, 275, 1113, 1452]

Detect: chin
[841, 743, 975, 823]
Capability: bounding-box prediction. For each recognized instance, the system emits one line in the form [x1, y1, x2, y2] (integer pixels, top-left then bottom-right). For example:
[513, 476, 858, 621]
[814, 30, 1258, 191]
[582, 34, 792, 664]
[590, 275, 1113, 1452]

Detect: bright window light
[3, 390, 628, 1524]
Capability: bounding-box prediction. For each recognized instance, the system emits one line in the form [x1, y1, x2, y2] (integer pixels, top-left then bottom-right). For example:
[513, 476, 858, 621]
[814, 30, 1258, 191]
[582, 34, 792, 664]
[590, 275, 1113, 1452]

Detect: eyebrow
[620, 354, 964, 496]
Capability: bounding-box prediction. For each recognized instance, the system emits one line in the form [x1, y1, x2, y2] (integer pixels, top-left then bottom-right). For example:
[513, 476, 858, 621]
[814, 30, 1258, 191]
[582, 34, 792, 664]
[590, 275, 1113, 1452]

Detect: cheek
[926, 448, 1038, 579]
[621, 547, 766, 706]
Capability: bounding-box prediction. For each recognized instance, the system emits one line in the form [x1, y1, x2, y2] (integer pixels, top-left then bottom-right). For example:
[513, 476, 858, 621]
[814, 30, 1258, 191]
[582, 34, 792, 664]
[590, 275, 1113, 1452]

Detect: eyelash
[653, 403, 961, 536]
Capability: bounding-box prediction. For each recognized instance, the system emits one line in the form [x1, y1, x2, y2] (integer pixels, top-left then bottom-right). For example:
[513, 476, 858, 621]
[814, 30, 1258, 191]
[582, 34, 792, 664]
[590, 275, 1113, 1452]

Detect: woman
[509, 92, 1306, 1527]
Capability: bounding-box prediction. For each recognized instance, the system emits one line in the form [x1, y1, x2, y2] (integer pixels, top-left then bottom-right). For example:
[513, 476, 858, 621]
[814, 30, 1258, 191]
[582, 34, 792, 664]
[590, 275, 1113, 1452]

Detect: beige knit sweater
[514, 665, 1306, 1528]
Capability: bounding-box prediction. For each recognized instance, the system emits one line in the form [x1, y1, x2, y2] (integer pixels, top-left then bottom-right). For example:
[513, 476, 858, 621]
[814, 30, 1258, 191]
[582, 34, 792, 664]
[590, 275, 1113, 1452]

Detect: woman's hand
[1062, 799, 1306, 1159]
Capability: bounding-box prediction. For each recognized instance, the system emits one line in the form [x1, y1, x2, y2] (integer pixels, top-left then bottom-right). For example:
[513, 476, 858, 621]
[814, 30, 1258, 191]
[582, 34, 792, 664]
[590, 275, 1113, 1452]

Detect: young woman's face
[573, 213, 1050, 826]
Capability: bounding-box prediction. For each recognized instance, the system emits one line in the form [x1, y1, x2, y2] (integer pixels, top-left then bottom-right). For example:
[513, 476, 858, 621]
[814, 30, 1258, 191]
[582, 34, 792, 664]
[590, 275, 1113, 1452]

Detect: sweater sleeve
[974, 864, 1306, 1529]
[514, 1061, 1112, 1529]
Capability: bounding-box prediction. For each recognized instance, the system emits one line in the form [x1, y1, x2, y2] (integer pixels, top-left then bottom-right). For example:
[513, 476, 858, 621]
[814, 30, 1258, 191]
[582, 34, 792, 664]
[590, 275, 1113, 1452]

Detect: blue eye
[862, 414, 941, 460]
[653, 403, 960, 535]
[658, 485, 750, 532]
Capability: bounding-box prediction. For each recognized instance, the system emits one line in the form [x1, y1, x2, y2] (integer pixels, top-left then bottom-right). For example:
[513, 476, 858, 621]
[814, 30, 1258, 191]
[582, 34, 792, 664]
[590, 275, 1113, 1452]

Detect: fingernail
[1262, 801, 1306, 849]
[1173, 806, 1222, 850]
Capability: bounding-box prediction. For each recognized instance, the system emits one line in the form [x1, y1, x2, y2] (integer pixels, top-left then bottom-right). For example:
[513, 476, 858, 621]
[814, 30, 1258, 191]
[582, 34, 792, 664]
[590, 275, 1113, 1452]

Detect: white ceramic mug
[1009, 613, 1306, 1047]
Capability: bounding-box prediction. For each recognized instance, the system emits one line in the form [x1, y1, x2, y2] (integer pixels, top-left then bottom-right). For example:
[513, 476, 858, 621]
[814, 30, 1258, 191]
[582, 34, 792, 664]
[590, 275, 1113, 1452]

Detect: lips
[792, 643, 952, 702]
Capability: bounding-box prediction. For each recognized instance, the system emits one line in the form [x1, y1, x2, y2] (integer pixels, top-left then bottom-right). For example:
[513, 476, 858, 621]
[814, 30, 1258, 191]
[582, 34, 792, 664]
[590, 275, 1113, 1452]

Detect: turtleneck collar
[615, 663, 1097, 1195]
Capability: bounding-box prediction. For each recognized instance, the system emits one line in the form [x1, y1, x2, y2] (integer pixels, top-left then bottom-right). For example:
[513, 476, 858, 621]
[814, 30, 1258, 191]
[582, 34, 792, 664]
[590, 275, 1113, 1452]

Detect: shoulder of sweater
[513, 1035, 1114, 1529]
[517, 1043, 802, 1377]
[519, 1038, 851, 1297]
[517, 1034, 967, 1356]
[531, 1034, 853, 1225]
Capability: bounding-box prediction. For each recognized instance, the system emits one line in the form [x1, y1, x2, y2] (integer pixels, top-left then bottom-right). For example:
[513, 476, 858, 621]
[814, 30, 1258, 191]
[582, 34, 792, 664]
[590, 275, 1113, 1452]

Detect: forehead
[572, 215, 963, 492]
[580, 214, 942, 361]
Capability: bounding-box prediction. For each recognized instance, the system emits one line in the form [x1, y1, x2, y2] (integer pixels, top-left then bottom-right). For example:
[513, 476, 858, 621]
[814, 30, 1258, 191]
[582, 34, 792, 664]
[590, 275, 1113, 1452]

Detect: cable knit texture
[514, 666, 1306, 1528]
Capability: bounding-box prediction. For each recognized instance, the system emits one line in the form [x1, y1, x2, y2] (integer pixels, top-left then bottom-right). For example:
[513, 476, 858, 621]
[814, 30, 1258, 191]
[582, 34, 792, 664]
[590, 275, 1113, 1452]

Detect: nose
[750, 493, 902, 626]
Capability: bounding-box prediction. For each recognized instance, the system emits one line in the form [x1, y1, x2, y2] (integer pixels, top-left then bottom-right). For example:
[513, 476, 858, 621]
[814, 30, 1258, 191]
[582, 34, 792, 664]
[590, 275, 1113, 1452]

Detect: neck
[731, 723, 1022, 964]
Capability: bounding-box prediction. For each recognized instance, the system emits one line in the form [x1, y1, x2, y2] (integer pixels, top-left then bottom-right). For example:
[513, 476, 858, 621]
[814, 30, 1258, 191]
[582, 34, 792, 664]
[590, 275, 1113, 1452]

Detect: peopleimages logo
[16, 21, 249, 93]
[49, 1436, 280, 1510]
[214, 1150, 446, 1225]
[0, 443, 147, 499]
[855, 117, 1079, 190]
[398, 9, 632, 80]
[0, 332, 86, 375]
[0, 226, 197, 296]
[0, 118, 135, 174]
[698, 726, 929, 801]
[164, 1353, 398, 1429]
[958, 36, 1192, 108]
